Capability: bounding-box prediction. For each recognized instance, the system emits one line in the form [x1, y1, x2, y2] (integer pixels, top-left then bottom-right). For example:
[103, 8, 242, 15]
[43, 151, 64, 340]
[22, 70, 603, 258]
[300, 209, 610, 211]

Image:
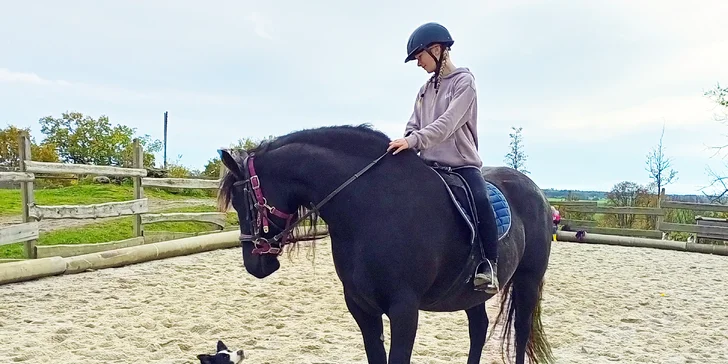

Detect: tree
[201, 136, 276, 178]
[705, 82, 728, 123]
[202, 157, 222, 178]
[702, 83, 728, 201]
[645, 124, 678, 194]
[38, 112, 162, 168]
[504, 126, 529, 174]
[604, 181, 653, 229]
[0, 124, 60, 168]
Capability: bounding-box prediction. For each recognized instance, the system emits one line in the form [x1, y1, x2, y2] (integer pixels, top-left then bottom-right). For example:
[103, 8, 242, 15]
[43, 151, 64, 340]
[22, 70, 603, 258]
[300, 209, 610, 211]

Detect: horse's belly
[420, 289, 491, 312]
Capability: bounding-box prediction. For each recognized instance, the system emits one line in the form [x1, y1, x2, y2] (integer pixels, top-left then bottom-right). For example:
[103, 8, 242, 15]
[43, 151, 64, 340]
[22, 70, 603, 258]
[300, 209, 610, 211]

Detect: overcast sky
[1, 0, 727, 194]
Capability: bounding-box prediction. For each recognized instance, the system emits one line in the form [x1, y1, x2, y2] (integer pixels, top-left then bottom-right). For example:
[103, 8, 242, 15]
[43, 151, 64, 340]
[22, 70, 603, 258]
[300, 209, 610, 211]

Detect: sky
[1, 0, 727, 195]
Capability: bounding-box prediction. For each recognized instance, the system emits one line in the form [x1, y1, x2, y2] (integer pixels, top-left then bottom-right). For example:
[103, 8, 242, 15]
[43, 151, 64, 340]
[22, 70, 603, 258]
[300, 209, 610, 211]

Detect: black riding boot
[455, 167, 499, 294]
[473, 212, 499, 294]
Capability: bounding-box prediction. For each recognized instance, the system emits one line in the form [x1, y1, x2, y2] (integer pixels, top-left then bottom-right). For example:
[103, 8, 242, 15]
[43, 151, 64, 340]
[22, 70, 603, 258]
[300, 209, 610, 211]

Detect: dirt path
[0, 198, 218, 232]
[0, 240, 726, 363]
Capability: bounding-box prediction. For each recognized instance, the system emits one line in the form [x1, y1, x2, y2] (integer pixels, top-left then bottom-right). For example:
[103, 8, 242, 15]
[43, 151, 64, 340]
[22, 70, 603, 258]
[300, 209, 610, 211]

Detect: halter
[234, 150, 389, 256]
[236, 154, 297, 255]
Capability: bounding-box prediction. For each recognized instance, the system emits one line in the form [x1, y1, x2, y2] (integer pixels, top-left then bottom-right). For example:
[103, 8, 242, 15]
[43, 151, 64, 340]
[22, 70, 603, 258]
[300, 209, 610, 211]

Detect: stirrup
[474, 260, 499, 294]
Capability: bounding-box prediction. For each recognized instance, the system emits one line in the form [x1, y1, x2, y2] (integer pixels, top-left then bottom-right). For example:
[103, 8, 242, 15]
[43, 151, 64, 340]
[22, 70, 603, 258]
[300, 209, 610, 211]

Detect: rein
[239, 150, 389, 255]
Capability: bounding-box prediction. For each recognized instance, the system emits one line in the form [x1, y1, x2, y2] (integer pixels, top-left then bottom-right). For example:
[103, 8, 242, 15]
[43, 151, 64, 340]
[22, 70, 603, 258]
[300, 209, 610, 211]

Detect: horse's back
[481, 166, 552, 272]
[481, 166, 549, 211]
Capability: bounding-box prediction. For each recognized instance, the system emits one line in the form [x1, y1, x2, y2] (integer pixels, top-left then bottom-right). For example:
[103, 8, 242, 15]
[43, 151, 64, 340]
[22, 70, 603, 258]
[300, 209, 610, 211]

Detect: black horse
[217, 125, 554, 364]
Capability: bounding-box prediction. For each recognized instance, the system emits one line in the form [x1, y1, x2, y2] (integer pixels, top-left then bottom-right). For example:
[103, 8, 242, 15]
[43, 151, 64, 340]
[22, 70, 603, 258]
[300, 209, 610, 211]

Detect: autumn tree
[504, 126, 529, 174]
[604, 181, 653, 229]
[645, 124, 678, 194]
[38, 112, 162, 168]
[0, 124, 60, 168]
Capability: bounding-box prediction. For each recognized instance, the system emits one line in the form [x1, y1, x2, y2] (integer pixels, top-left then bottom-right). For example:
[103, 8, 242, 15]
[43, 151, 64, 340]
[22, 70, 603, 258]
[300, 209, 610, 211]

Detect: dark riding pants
[452, 166, 498, 261]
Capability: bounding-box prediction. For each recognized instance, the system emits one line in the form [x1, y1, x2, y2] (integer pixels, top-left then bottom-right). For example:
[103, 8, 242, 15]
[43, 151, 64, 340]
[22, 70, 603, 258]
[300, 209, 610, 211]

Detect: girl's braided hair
[420, 44, 450, 99]
[425, 44, 450, 96]
[434, 45, 449, 94]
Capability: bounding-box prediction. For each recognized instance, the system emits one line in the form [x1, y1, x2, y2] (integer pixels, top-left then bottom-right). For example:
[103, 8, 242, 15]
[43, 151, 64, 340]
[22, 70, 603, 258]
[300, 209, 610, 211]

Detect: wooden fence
[552, 188, 728, 244]
[0, 131, 227, 260]
[8, 128, 728, 260]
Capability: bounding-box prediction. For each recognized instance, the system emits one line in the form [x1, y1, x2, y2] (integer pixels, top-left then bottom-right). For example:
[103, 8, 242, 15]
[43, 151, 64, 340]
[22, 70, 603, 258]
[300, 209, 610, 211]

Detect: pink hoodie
[551, 206, 561, 224]
[403, 67, 481, 168]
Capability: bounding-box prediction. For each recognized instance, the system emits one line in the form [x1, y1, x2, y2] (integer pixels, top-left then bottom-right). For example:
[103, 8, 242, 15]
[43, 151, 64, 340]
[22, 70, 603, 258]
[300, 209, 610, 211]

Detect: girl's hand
[387, 138, 410, 155]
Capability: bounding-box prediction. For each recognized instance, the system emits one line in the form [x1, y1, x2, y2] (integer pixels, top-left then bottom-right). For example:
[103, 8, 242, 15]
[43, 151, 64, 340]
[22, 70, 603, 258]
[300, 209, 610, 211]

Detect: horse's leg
[387, 298, 420, 364]
[465, 303, 489, 364]
[344, 295, 387, 364]
[512, 272, 546, 364]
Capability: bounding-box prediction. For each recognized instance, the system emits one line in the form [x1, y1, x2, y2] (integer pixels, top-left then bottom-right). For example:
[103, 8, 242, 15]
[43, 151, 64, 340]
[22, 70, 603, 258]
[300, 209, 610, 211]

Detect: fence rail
[141, 177, 220, 189]
[0, 131, 227, 259]
[29, 199, 149, 220]
[553, 187, 728, 244]
[141, 212, 227, 228]
[0, 222, 39, 247]
[0, 172, 34, 183]
[566, 205, 665, 216]
[24, 161, 148, 177]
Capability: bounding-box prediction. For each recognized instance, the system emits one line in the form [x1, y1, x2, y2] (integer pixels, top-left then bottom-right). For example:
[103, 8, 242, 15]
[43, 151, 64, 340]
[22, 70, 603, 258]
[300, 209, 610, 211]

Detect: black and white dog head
[197, 340, 245, 364]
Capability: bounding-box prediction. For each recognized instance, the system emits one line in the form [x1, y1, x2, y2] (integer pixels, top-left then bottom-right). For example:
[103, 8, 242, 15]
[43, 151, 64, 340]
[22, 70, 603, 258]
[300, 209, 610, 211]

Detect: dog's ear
[217, 340, 228, 352]
[197, 354, 214, 364]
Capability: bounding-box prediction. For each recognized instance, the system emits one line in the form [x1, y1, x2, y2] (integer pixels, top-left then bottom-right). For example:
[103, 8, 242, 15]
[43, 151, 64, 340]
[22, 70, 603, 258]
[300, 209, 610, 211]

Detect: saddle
[421, 165, 513, 307]
[429, 166, 512, 246]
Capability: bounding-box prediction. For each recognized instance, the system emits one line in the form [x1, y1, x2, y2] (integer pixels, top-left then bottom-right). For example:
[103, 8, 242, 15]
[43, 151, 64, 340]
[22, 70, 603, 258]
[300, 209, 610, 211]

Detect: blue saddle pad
[432, 168, 512, 242]
[484, 181, 512, 240]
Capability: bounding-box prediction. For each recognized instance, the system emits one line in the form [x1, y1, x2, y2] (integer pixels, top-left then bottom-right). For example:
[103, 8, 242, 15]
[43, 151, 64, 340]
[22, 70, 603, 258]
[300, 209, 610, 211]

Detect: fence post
[218, 159, 226, 180]
[656, 187, 665, 238]
[18, 131, 36, 259]
[218, 158, 227, 212]
[132, 138, 144, 237]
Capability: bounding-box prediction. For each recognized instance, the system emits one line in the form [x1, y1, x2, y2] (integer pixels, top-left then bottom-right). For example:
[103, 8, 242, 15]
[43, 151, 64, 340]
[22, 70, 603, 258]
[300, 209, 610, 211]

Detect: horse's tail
[490, 276, 555, 364]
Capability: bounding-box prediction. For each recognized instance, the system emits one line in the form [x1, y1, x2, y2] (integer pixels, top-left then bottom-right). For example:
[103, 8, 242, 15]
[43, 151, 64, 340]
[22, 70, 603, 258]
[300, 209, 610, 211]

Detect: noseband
[235, 150, 389, 256]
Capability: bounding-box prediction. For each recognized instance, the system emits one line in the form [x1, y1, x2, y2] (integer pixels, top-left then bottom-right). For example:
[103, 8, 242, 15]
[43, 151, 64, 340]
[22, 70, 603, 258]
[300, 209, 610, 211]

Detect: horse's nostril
[237, 349, 244, 356]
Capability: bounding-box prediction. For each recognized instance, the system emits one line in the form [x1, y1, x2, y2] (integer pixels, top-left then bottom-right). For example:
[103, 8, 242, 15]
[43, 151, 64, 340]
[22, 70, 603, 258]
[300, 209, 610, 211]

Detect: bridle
[232, 150, 389, 256]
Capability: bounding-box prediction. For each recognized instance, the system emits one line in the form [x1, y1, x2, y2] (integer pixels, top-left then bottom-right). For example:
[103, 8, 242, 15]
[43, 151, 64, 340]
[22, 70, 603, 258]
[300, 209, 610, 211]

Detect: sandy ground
[0, 198, 217, 232]
[0, 240, 727, 364]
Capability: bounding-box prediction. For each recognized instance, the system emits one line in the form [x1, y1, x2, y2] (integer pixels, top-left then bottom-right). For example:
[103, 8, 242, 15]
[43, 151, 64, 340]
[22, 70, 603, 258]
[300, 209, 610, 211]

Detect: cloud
[2, 0, 727, 191]
[445, 0, 728, 143]
[0, 68, 71, 87]
[0, 68, 249, 107]
[670, 142, 720, 159]
[541, 95, 719, 136]
[246, 12, 273, 40]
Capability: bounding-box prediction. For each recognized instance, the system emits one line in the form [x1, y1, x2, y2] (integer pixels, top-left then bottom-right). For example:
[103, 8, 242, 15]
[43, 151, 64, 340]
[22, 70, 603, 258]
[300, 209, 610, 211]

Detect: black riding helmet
[404, 22, 454, 63]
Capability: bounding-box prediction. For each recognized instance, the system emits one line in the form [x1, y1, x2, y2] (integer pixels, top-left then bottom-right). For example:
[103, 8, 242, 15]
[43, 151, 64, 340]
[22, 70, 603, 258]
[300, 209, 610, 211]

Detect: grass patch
[0, 205, 238, 259]
[0, 184, 200, 216]
[0, 244, 26, 260]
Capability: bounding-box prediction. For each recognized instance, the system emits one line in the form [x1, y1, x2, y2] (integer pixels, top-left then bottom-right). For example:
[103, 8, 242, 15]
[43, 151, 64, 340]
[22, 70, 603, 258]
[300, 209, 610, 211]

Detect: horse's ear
[218, 149, 243, 179]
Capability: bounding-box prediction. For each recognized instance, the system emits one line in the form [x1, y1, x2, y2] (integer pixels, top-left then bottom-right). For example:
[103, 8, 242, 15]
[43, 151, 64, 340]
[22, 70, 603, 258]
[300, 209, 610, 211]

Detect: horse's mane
[250, 124, 392, 159]
[217, 124, 394, 255]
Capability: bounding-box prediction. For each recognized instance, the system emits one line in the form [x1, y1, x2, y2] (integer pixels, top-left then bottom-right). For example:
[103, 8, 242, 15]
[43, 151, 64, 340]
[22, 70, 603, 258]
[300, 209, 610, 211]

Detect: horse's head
[216, 148, 300, 278]
[216, 125, 394, 278]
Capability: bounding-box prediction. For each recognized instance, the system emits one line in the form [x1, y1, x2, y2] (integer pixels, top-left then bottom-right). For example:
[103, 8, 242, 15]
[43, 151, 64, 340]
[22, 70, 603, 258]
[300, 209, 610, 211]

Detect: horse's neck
[289, 150, 378, 223]
[265, 147, 362, 214]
